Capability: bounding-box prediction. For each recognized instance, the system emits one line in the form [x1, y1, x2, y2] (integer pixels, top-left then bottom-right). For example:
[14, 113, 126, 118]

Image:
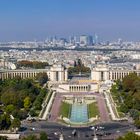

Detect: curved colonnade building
[1, 63, 140, 82]
[0, 64, 68, 82]
[91, 64, 140, 81]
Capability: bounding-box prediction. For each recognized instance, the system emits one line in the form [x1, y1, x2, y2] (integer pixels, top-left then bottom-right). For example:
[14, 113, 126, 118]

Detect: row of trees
[17, 60, 49, 69]
[0, 132, 48, 140]
[0, 136, 7, 140]
[30, 89, 47, 116]
[22, 132, 48, 140]
[110, 73, 140, 128]
[117, 132, 140, 140]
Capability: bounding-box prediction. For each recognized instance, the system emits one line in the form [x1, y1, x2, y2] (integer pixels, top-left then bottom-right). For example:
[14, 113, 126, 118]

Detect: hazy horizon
[0, 0, 140, 42]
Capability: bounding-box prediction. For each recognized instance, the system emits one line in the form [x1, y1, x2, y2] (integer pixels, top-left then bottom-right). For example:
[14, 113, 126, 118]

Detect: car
[31, 127, 35, 131]
[54, 132, 58, 136]
[97, 131, 105, 136]
[90, 126, 95, 130]
[85, 134, 89, 137]
[116, 130, 120, 133]
[105, 132, 111, 135]
[90, 126, 99, 131]
[99, 126, 105, 130]
[18, 127, 27, 132]
[96, 133, 103, 136]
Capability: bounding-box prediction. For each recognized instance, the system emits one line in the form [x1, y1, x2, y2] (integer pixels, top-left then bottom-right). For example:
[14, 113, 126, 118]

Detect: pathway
[96, 95, 110, 122]
[48, 94, 63, 122]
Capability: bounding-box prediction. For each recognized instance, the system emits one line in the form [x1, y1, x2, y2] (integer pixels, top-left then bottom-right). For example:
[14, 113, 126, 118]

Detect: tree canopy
[35, 73, 48, 86]
[0, 77, 47, 130]
[68, 59, 90, 75]
[17, 60, 49, 69]
[111, 73, 140, 128]
[0, 136, 8, 140]
[22, 132, 48, 140]
[117, 132, 140, 140]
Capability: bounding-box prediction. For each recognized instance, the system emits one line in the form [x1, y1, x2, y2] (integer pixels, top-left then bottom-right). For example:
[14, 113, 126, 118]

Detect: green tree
[0, 114, 11, 130]
[68, 59, 90, 75]
[124, 95, 133, 109]
[0, 136, 8, 140]
[134, 79, 140, 92]
[11, 118, 21, 129]
[12, 110, 28, 120]
[134, 119, 140, 129]
[117, 132, 140, 140]
[5, 104, 15, 114]
[122, 73, 139, 92]
[17, 60, 49, 69]
[22, 135, 38, 140]
[110, 84, 118, 94]
[24, 97, 31, 109]
[35, 73, 48, 86]
[119, 103, 128, 113]
[111, 73, 140, 126]
[1, 90, 18, 105]
[0, 76, 48, 127]
[129, 109, 140, 120]
[116, 79, 123, 90]
[40, 132, 48, 140]
[29, 109, 37, 117]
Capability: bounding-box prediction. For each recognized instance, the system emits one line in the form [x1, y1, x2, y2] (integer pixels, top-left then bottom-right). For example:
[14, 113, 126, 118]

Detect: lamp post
[59, 133, 64, 140]
[93, 127, 98, 140]
[59, 127, 64, 140]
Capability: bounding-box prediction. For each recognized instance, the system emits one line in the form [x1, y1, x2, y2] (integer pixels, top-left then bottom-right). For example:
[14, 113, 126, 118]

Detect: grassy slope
[60, 101, 71, 118]
[88, 102, 99, 118]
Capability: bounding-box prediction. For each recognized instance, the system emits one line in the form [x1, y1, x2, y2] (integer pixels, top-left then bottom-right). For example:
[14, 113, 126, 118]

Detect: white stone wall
[90, 84, 99, 91]
[58, 83, 98, 92]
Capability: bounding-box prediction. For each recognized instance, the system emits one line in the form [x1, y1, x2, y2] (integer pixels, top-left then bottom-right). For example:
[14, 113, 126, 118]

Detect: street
[19, 121, 135, 140]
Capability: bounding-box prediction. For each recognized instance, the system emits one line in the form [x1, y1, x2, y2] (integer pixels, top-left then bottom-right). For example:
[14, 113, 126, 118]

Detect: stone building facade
[91, 64, 140, 81]
[0, 64, 68, 82]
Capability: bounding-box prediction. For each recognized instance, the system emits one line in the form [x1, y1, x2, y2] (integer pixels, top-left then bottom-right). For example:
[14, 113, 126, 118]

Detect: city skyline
[0, 0, 140, 41]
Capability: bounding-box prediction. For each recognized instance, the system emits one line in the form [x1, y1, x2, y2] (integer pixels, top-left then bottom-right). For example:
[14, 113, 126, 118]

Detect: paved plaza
[48, 92, 110, 123]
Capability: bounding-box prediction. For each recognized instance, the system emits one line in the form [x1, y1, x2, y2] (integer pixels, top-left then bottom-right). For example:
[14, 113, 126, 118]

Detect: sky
[0, 0, 140, 42]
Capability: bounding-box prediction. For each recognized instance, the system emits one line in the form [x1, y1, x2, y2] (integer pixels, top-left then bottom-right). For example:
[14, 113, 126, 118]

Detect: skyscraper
[87, 35, 93, 46]
[80, 35, 88, 46]
[80, 35, 93, 46]
[94, 34, 99, 45]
